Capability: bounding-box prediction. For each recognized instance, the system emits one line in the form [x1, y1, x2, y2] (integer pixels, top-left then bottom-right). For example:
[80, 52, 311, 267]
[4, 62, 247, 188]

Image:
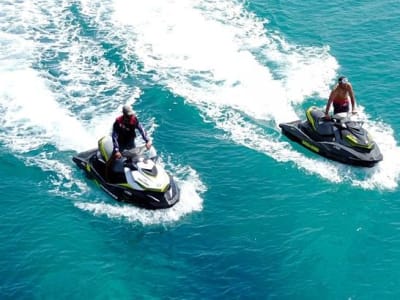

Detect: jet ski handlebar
[122, 145, 158, 160]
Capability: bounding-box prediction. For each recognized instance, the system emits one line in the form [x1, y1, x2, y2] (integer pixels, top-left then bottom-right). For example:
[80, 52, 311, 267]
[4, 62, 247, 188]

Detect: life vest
[114, 115, 138, 137]
[116, 115, 137, 127]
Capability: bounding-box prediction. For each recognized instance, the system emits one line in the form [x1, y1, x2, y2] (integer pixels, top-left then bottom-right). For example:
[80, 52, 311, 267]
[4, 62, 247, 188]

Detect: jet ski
[279, 106, 383, 167]
[72, 136, 180, 209]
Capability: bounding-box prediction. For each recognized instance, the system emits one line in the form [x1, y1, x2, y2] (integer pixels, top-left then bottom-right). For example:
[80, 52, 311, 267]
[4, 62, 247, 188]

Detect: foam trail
[0, 2, 94, 203]
[0, 2, 102, 153]
[0, 41, 95, 195]
[349, 110, 400, 190]
[108, 0, 400, 190]
[1, 0, 141, 145]
[0, 1, 205, 219]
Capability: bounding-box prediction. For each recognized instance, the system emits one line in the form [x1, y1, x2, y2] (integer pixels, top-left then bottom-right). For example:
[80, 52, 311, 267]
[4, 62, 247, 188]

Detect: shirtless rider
[325, 76, 357, 118]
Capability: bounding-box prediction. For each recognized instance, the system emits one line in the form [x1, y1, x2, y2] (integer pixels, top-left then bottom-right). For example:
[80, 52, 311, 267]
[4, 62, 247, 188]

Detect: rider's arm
[348, 84, 356, 112]
[111, 121, 120, 153]
[136, 121, 149, 143]
[325, 92, 334, 116]
[136, 121, 152, 149]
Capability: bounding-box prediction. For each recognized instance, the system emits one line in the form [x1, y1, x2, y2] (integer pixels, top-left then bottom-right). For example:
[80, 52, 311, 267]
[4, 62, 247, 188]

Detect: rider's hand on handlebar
[145, 140, 153, 150]
[114, 151, 122, 159]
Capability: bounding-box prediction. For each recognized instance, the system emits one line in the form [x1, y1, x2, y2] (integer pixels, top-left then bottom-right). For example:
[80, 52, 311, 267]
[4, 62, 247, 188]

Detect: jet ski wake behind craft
[279, 106, 383, 167]
[72, 136, 180, 209]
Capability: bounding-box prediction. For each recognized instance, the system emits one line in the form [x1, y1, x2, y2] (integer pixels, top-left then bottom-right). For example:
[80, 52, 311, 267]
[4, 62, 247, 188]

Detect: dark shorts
[333, 102, 349, 114]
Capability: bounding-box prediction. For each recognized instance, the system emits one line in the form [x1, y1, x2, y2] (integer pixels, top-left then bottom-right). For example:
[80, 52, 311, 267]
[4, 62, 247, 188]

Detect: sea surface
[1, 0, 400, 299]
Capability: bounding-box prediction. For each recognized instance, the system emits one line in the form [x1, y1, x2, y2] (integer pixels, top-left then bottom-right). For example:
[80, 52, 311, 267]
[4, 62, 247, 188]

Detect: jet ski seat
[315, 121, 335, 136]
[97, 135, 126, 183]
[306, 107, 334, 136]
[98, 136, 114, 163]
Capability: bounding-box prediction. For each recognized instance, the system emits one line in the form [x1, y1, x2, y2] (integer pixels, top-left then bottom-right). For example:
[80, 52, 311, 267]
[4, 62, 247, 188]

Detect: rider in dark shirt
[112, 105, 152, 159]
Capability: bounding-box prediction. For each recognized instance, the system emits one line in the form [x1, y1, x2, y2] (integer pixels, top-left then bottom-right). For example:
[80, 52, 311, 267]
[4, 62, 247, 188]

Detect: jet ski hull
[279, 120, 383, 167]
[73, 149, 180, 209]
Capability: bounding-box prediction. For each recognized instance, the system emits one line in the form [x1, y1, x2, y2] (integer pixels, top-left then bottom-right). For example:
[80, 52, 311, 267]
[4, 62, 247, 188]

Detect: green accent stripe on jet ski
[306, 107, 316, 131]
[118, 182, 169, 193]
[302, 140, 319, 152]
[118, 183, 132, 189]
[345, 134, 373, 149]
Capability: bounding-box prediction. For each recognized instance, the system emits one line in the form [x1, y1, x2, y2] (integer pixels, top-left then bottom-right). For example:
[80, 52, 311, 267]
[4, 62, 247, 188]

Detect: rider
[111, 104, 152, 159]
[325, 76, 357, 118]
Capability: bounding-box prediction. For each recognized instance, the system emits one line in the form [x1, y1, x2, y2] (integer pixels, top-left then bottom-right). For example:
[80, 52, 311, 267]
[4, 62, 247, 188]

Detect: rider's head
[122, 104, 134, 117]
[338, 76, 349, 85]
[122, 104, 134, 124]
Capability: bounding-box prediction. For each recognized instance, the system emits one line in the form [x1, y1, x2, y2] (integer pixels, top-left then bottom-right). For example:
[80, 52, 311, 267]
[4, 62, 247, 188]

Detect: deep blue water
[1, 0, 400, 299]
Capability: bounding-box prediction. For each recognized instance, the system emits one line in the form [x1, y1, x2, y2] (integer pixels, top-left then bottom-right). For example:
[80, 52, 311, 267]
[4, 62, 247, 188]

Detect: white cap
[122, 104, 134, 116]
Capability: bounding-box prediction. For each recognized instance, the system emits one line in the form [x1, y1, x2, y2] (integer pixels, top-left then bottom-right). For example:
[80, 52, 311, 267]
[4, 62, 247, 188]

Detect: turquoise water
[1, 0, 400, 299]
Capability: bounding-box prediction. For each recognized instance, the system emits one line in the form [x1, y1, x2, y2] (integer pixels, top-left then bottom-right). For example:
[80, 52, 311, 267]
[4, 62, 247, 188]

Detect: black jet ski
[72, 136, 180, 209]
[279, 106, 383, 167]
